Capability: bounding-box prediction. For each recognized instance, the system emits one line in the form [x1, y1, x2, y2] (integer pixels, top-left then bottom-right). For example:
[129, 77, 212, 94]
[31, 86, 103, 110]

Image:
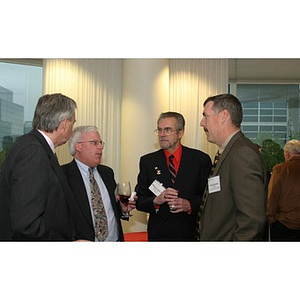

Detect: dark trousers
[270, 221, 300, 241]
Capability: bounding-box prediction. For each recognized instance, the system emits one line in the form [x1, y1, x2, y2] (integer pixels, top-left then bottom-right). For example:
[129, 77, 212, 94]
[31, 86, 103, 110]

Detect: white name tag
[208, 175, 221, 194]
[149, 180, 166, 196]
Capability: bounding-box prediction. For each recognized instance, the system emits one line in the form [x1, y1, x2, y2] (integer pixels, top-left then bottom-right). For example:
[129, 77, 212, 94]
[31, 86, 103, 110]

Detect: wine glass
[116, 182, 132, 217]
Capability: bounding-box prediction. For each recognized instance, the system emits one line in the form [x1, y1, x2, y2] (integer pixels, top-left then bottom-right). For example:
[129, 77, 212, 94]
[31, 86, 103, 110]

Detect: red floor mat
[124, 231, 148, 242]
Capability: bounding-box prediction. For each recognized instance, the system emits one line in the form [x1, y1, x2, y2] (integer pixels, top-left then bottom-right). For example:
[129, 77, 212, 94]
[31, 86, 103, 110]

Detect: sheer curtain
[43, 58, 228, 177]
[169, 59, 228, 159]
[42, 58, 229, 233]
[43, 59, 122, 176]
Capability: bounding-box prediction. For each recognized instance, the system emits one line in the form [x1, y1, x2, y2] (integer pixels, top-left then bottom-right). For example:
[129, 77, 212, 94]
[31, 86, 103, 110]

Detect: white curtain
[43, 59, 122, 175]
[169, 59, 228, 159]
[42, 58, 229, 233]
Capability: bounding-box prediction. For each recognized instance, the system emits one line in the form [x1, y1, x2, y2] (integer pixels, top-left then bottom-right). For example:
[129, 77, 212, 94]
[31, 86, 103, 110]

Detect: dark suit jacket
[61, 159, 125, 241]
[200, 131, 269, 241]
[0, 129, 75, 241]
[135, 146, 211, 241]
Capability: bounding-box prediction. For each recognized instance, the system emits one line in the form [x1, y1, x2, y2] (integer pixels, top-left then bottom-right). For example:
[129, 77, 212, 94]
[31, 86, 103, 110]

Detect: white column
[120, 59, 170, 233]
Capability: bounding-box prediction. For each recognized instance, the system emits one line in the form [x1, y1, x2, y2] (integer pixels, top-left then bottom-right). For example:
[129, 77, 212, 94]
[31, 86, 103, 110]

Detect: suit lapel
[213, 131, 243, 176]
[154, 148, 194, 188]
[176, 146, 194, 183]
[200, 132, 243, 220]
[97, 166, 118, 213]
[66, 160, 94, 227]
[156, 150, 171, 186]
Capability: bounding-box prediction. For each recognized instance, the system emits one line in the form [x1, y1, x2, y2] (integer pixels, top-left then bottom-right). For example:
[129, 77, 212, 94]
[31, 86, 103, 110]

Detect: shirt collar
[164, 144, 182, 162]
[38, 130, 55, 154]
[75, 158, 91, 176]
[220, 130, 240, 154]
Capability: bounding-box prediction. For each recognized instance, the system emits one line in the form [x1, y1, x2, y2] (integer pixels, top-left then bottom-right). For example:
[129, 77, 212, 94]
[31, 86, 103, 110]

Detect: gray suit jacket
[0, 129, 75, 240]
[200, 131, 268, 241]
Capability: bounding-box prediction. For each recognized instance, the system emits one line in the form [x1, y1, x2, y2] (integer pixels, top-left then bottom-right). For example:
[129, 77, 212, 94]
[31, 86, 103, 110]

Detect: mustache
[203, 128, 208, 132]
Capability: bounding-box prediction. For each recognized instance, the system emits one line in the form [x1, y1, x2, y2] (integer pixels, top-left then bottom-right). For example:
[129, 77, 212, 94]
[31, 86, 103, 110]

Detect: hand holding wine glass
[117, 182, 132, 217]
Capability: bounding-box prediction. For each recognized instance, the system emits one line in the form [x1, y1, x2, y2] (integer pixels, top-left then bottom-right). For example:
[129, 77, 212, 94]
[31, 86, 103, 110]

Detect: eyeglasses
[154, 128, 178, 136]
[77, 140, 105, 147]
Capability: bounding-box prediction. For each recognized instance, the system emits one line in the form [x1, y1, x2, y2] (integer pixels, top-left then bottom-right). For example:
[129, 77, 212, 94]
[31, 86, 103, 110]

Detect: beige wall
[120, 59, 170, 233]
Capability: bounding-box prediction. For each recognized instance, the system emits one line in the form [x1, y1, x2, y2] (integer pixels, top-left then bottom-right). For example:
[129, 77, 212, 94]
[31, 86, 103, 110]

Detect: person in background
[135, 112, 211, 241]
[62, 125, 136, 242]
[199, 93, 269, 241]
[267, 139, 300, 241]
[0, 93, 77, 240]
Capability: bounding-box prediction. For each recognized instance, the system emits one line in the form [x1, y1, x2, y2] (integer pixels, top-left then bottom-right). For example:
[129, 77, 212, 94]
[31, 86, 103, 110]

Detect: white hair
[68, 125, 98, 156]
[283, 139, 300, 155]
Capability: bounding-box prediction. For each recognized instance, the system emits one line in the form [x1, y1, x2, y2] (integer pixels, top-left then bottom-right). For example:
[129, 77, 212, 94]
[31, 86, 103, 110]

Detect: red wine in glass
[117, 182, 131, 217]
[119, 195, 130, 206]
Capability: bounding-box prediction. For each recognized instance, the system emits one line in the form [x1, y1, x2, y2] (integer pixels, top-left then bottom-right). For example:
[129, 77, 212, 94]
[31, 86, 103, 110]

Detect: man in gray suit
[199, 94, 268, 241]
[0, 93, 77, 240]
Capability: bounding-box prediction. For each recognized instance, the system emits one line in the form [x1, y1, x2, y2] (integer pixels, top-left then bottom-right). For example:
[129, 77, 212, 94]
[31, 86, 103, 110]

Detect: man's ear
[178, 129, 184, 139]
[57, 118, 67, 133]
[220, 109, 229, 124]
[74, 142, 81, 153]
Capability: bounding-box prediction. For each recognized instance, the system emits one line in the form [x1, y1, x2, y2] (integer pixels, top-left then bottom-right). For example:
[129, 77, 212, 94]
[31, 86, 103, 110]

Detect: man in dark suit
[0, 93, 77, 240]
[199, 93, 269, 241]
[135, 112, 212, 241]
[62, 125, 135, 242]
[267, 139, 300, 241]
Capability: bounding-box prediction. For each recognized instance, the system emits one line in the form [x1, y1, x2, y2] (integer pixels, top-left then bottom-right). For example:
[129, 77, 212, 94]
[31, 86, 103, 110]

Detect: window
[230, 84, 300, 147]
[0, 61, 42, 164]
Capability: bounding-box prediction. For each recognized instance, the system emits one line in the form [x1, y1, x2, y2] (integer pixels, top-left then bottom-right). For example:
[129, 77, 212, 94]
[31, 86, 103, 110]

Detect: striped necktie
[210, 150, 221, 175]
[169, 155, 176, 184]
[89, 167, 108, 241]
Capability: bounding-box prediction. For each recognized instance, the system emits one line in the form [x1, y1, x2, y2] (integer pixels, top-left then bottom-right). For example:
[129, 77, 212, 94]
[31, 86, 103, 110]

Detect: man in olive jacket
[199, 94, 269, 241]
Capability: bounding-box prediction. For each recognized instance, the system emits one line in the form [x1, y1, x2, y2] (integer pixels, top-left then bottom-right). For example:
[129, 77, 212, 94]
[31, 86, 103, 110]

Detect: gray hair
[157, 111, 185, 131]
[283, 139, 300, 155]
[32, 93, 77, 132]
[204, 93, 243, 128]
[68, 125, 98, 156]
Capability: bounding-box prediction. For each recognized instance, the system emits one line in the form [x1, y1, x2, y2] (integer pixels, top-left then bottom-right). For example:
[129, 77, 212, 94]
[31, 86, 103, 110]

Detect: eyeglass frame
[77, 140, 105, 147]
[154, 127, 180, 136]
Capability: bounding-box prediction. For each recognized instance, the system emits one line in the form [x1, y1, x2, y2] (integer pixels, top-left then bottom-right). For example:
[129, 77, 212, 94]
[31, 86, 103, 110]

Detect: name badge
[149, 180, 166, 196]
[208, 175, 221, 194]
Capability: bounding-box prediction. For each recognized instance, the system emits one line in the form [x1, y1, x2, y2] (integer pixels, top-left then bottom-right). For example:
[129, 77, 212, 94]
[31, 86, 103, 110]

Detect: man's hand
[153, 188, 178, 206]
